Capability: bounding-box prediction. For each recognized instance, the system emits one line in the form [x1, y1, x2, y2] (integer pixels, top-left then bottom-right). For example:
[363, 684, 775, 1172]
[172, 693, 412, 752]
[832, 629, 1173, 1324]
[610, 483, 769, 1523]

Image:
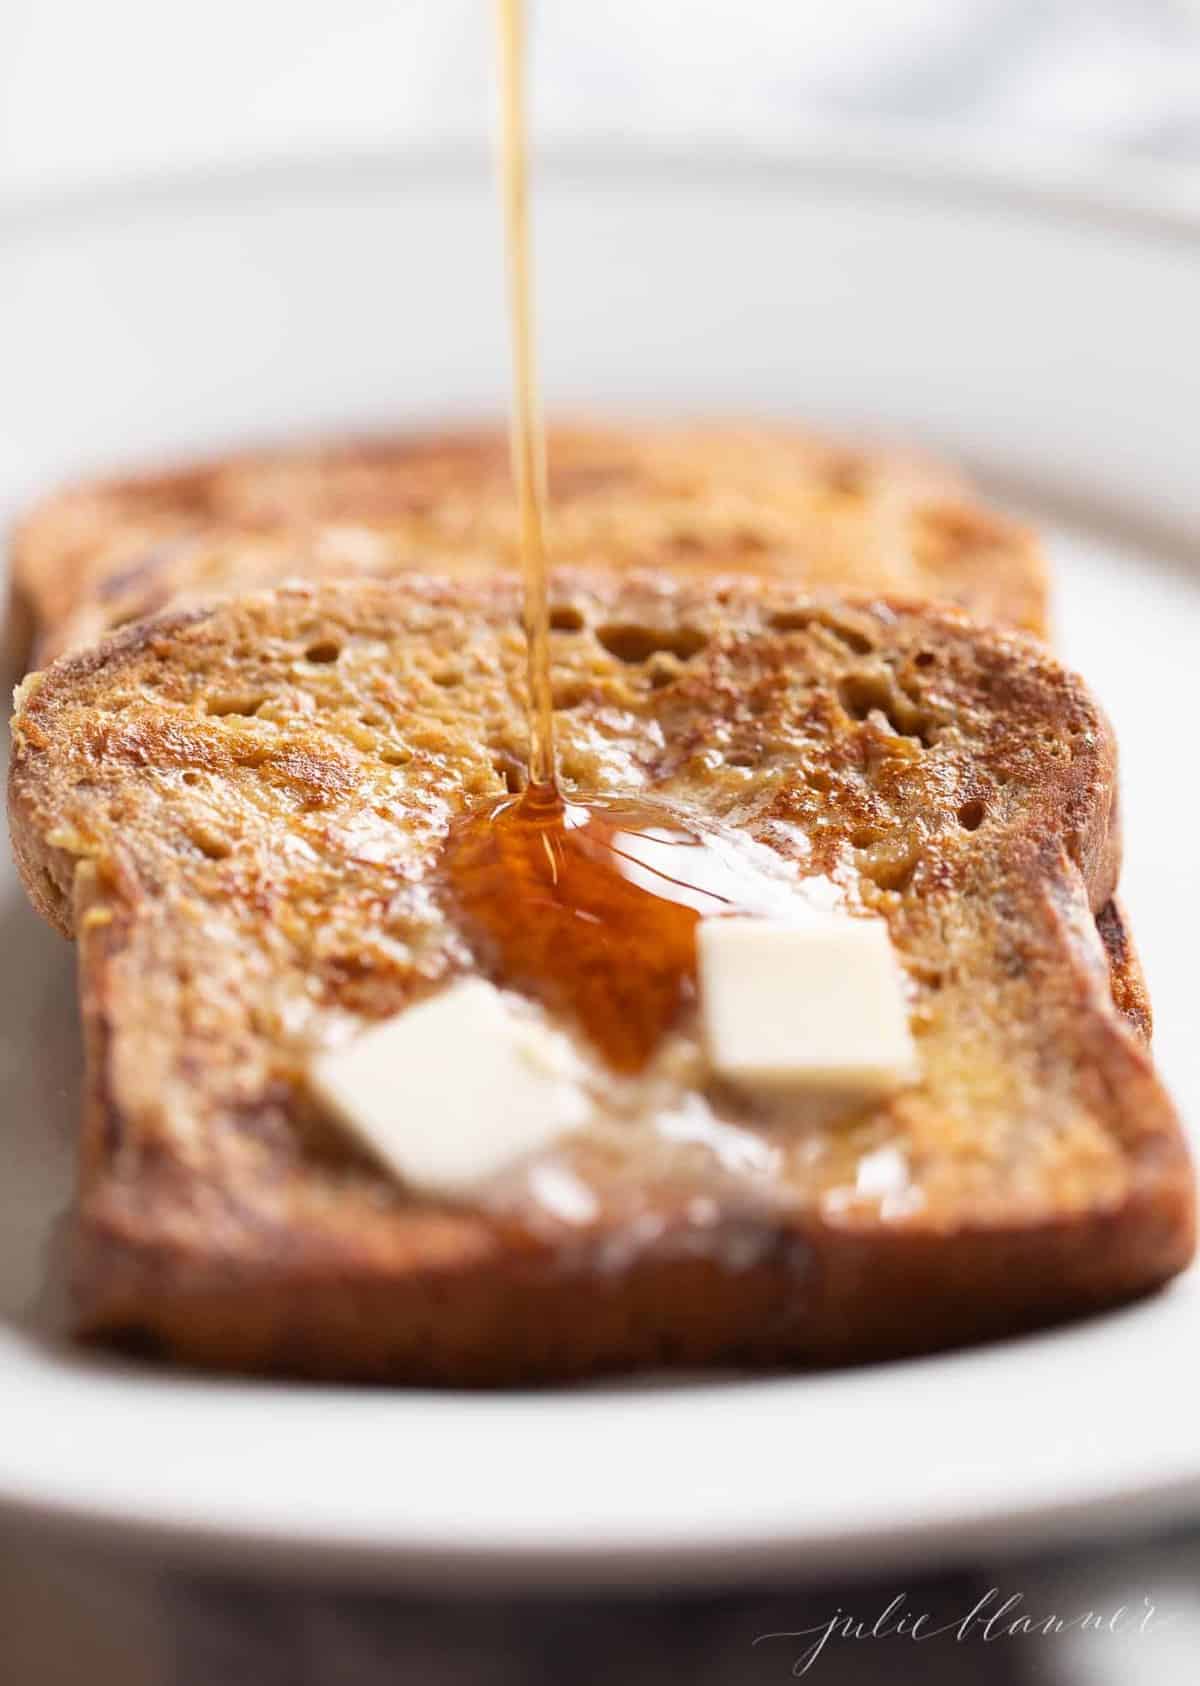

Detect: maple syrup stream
[442, 0, 772, 1073]
[494, 0, 555, 787]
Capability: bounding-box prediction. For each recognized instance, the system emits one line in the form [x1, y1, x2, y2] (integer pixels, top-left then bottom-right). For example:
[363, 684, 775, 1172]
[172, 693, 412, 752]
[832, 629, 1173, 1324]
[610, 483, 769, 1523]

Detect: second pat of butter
[697, 917, 918, 1095]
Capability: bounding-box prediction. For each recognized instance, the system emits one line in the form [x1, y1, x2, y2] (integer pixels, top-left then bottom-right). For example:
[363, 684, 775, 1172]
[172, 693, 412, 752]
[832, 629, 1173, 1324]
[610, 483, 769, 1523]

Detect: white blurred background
[5, 9, 1200, 1686]
[4, 1, 1200, 203]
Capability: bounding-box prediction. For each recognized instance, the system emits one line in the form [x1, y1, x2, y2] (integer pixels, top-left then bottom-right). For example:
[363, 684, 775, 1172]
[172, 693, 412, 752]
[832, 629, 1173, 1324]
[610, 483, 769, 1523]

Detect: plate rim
[3, 130, 1199, 1586]
[4, 126, 1200, 250]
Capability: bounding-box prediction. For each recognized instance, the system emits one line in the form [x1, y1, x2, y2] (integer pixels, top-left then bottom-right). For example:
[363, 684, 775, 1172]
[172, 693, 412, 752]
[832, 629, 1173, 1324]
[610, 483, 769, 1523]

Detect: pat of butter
[697, 917, 918, 1095]
[308, 979, 589, 1195]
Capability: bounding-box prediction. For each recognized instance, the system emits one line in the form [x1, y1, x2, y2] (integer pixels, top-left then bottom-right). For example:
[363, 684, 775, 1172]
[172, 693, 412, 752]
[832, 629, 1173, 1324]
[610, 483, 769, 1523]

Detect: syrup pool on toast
[444, 784, 813, 1073]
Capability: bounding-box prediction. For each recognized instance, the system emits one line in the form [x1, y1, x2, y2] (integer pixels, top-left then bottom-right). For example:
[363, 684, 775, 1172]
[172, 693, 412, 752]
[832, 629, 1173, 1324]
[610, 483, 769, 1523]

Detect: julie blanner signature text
[754, 1588, 1166, 1676]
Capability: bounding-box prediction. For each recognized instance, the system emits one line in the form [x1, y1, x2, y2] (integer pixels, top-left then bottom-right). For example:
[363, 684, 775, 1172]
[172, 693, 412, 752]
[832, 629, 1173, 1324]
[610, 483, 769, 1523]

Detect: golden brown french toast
[9, 422, 1048, 664]
[8, 573, 1190, 1381]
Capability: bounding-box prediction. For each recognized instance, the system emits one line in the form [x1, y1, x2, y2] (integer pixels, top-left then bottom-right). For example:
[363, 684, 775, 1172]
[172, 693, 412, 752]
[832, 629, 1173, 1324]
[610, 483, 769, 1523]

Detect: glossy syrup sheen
[445, 784, 779, 1072]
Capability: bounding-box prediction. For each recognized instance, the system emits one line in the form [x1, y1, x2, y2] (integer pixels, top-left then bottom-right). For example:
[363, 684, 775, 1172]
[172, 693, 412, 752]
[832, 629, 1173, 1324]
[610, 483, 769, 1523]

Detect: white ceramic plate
[2, 139, 1199, 1588]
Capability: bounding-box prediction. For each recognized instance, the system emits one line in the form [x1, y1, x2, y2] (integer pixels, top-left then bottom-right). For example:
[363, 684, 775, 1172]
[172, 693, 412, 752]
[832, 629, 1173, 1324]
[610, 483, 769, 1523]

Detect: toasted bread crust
[76, 1177, 1189, 1384]
[1096, 898, 1153, 1042]
[8, 574, 1191, 1381]
[9, 422, 1049, 666]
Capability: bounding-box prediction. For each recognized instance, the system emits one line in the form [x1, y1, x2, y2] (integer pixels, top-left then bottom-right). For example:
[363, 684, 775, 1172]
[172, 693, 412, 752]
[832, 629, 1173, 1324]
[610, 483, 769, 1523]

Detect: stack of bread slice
[7, 423, 1191, 1381]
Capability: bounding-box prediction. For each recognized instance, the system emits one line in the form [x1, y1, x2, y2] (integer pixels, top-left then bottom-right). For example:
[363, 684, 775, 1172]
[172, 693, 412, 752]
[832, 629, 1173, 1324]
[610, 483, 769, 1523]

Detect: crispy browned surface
[8, 573, 1191, 1381]
[9, 422, 1049, 665]
[1097, 899, 1152, 1042]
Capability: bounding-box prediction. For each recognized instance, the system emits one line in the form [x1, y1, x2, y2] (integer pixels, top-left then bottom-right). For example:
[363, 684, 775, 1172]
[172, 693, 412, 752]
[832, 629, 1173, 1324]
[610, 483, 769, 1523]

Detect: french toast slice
[10, 574, 1191, 1382]
[9, 422, 1048, 665]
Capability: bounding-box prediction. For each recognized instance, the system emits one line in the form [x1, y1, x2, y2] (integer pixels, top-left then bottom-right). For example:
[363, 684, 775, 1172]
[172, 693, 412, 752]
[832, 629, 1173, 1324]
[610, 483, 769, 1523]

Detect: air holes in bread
[188, 824, 231, 862]
[205, 693, 265, 718]
[669, 529, 705, 556]
[957, 799, 986, 832]
[645, 654, 682, 690]
[840, 671, 890, 721]
[861, 839, 921, 894]
[839, 669, 932, 744]
[823, 455, 868, 498]
[767, 609, 874, 654]
[305, 640, 342, 664]
[549, 605, 584, 632]
[596, 623, 707, 664]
